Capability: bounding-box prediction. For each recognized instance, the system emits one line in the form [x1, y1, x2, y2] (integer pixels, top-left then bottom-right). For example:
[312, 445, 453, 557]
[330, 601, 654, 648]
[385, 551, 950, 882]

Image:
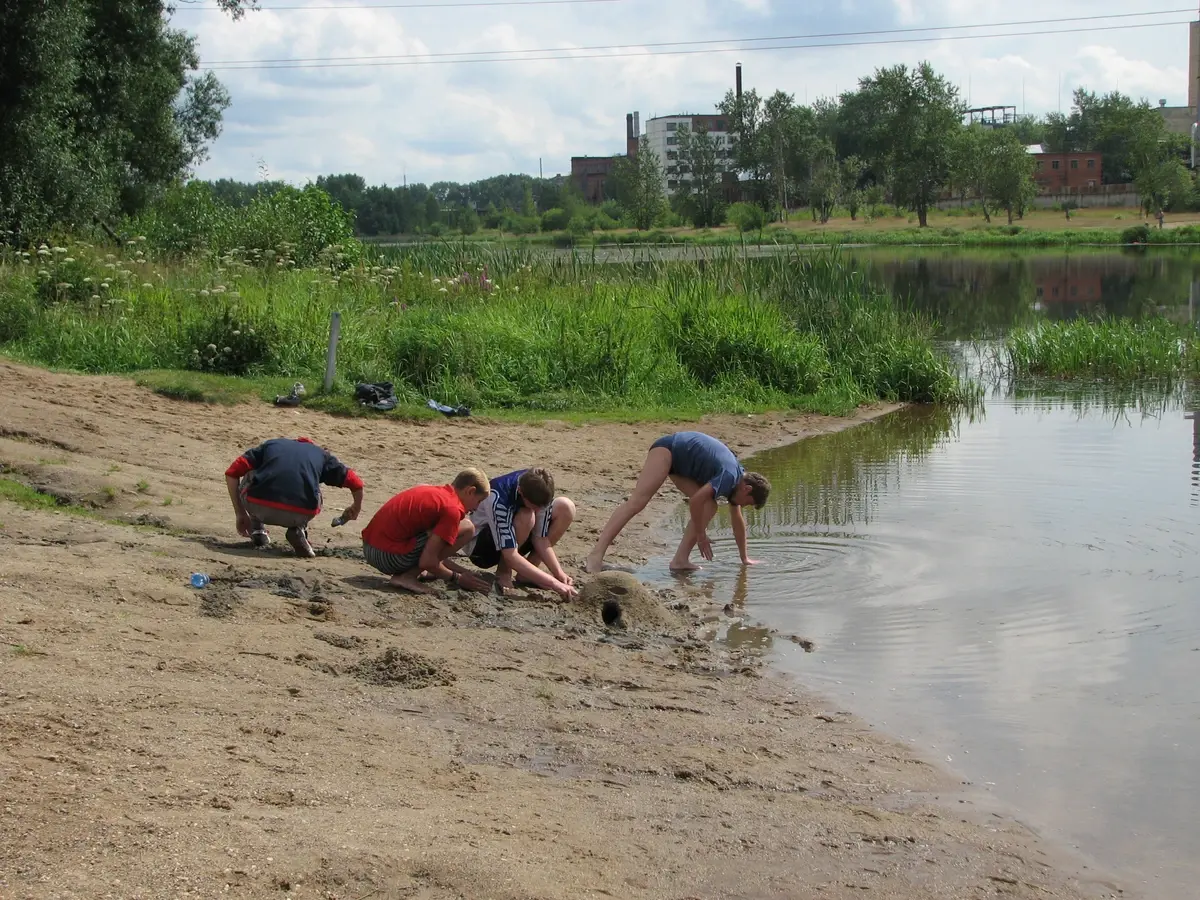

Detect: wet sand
[0, 360, 1127, 899]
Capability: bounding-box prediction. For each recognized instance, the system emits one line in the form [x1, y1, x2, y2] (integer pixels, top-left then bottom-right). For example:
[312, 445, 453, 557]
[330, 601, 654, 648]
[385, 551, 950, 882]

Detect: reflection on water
[849, 248, 1200, 339]
[642, 385, 1200, 898]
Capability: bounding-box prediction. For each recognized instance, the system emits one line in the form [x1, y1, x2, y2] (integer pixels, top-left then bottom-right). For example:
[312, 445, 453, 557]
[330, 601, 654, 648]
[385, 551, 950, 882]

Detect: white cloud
[180, 0, 1197, 185]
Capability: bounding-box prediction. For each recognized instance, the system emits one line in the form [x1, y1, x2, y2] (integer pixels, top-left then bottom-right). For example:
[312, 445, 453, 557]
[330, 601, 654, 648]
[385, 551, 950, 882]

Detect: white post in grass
[323, 311, 341, 393]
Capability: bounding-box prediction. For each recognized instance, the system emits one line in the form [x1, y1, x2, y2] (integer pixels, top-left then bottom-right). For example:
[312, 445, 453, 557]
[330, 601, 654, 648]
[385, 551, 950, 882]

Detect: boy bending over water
[585, 431, 770, 573]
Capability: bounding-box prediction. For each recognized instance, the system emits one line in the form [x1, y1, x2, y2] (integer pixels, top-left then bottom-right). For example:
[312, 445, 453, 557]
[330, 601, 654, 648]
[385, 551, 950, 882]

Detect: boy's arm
[530, 535, 571, 585]
[224, 455, 255, 536]
[729, 504, 758, 565]
[322, 454, 365, 521]
[502, 549, 574, 597]
[341, 469, 365, 521]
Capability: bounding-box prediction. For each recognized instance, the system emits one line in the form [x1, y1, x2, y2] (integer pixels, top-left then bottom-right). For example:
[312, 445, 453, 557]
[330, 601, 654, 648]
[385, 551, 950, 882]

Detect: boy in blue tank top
[585, 431, 771, 573]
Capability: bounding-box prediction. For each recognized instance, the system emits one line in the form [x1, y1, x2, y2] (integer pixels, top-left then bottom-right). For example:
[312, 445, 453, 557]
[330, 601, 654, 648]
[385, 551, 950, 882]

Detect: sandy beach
[0, 360, 1126, 900]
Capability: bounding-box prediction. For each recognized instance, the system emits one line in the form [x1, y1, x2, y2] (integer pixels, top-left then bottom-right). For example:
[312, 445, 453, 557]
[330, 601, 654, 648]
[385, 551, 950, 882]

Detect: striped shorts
[362, 532, 428, 575]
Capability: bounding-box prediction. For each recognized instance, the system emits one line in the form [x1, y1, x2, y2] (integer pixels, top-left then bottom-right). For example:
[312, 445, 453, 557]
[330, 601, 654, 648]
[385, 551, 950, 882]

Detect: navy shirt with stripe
[658, 432, 744, 501]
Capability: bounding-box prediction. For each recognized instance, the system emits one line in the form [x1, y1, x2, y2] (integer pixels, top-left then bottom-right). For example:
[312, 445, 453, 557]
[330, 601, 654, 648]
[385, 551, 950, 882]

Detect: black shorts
[469, 528, 534, 570]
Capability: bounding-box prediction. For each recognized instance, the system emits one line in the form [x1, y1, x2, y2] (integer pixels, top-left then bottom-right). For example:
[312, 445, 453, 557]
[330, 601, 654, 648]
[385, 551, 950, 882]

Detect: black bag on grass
[355, 381, 398, 411]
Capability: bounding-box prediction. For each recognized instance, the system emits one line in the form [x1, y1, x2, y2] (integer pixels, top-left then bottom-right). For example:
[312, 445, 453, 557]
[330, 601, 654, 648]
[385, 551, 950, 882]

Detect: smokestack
[626, 112, 638, 158]
[626, 113, 633, 140]
[736, 62, 742, 99]
[634, 112, 640, 137]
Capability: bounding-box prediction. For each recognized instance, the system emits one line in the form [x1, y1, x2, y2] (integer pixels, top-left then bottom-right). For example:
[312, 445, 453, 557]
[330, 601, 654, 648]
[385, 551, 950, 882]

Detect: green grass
[1004, 317, 1200, 379]
[0, 240, 968, 416]
[134, 370, 295, 405]
[398, 221, 1200, 250]
[0, 474, 98, 516]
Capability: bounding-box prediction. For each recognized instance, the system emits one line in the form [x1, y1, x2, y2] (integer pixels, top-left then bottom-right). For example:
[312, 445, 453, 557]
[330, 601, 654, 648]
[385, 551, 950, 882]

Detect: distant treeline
[202, 173, 583, 237]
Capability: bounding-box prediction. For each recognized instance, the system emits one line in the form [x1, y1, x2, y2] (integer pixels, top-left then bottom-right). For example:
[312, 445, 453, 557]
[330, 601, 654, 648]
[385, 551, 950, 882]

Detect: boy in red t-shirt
[361, 468, 491, 594]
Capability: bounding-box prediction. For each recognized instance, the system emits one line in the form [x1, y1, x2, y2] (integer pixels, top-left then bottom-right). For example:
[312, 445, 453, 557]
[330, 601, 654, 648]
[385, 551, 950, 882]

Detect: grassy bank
[372, 209, 1200, 250]
[1004, 317, 1200, 379]
[0, 240, 966, 416]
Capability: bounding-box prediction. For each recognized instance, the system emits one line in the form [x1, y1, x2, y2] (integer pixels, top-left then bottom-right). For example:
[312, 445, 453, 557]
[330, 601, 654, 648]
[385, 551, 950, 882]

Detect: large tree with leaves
[672, 125, 726, 228]
[613, 139, 666, 230]
[0, 0, 255, 240]
[842, 63, 963, 227]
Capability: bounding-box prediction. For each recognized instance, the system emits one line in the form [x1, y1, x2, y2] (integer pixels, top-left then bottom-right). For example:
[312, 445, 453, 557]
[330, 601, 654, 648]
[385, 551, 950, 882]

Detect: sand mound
[575, 571, 677, 628]
[347, 647, 455, 688]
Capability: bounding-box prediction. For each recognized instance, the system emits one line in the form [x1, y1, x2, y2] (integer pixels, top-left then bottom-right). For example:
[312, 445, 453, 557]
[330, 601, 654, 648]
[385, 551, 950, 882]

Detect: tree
[673, 125, 726, 227]
[845, 63, 963, 227]
[949, 125, 991, 221]
[612, 140, 666, 230]
[424, 194, 441, 228]
[0, 0, 254, 239]
[840, 155, 866, 220]
[458, 205, 480, 235]
[985, 129, 1038, 224]
[1134, 154, 1194, 215]
[806, 139, 841, 223]
[718, 87, 769, 206]
[1045, 89, 1178, 184]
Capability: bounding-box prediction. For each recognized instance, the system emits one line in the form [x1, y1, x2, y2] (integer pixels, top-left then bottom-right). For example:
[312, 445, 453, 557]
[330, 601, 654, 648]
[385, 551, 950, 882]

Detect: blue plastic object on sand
[190, 573, 210, 589]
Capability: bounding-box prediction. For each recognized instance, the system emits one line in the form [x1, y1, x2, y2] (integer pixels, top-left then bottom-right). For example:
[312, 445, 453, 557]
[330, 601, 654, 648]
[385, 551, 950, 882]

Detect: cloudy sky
[175, 0, 1193, 187]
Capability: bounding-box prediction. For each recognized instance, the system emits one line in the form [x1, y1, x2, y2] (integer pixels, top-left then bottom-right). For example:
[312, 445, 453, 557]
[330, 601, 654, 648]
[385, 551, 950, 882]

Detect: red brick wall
[1032, 153, 1103, 191]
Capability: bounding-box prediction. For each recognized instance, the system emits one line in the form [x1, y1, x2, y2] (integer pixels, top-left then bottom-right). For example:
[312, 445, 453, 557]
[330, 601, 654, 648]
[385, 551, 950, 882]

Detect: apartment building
[643, 114, 736, 194]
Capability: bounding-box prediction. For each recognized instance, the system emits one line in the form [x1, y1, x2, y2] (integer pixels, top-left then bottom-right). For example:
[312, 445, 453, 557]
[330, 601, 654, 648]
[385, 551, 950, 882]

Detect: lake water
[639, 249, 1200, 897]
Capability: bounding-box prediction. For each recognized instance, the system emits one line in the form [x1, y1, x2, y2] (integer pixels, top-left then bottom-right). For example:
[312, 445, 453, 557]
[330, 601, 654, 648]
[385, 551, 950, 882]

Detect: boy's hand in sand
[236, 512, 252, 537]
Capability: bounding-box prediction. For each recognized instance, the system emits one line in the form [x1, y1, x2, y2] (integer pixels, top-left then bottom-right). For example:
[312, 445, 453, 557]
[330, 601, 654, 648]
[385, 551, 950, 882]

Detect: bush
[185, 308, 277, 376]
[540, 208, 571, 232]
[503, 215, 540, 236]
[728, 202, 767, 233]
[0, 283, 35, 343]
[134, 183, 361, 267]
[1121, 223, 1151, 244]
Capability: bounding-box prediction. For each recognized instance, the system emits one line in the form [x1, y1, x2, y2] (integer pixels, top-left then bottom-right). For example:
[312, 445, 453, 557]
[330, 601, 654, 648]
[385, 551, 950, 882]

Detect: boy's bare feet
[389, 572, 432, 594]
[668, 558, 701, 573]
[584, 551, 605, 574]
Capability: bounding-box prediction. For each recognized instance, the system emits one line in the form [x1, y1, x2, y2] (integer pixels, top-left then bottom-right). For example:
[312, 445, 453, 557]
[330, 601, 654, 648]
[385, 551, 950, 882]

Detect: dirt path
[0, 361, 1126, 900]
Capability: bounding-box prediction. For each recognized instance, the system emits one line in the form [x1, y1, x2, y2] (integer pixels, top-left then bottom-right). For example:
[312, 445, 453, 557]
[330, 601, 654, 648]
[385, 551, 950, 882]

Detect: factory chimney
[736, 62, 742, 99]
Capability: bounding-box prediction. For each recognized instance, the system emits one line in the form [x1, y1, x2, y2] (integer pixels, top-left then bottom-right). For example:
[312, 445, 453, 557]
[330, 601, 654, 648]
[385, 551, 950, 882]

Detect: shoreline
[0, 360, 1127, 900]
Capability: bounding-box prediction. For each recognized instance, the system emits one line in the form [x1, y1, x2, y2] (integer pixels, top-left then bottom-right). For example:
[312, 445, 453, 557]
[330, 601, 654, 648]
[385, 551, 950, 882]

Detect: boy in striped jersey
[461, 467, 578, 599]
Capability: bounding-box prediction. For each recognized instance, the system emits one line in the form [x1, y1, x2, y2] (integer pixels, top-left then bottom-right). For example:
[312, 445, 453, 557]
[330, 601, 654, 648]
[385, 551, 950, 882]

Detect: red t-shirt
[361, 484, 466, 555]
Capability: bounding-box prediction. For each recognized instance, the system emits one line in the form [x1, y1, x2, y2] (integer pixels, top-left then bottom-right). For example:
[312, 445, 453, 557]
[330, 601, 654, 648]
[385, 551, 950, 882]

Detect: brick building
[1026, 145, 1102, 192]
[570, 156, 618, 203]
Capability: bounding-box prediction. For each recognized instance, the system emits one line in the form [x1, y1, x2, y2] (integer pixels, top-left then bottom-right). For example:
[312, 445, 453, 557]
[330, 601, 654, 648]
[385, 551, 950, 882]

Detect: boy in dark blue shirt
[461, 467, 577, 599]
[225, 437, 364, 558]
[585, 431, 770, 573]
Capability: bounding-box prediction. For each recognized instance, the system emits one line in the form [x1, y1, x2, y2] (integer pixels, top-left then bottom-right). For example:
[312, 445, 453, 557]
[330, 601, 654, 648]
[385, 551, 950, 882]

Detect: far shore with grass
[367, 207, 1200, 250]
[0, 240, 969, 422]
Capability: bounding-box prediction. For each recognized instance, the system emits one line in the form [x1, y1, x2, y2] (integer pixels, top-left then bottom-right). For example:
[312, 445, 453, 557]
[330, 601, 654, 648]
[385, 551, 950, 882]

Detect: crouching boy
[361, 469, 492, 594]
[461, 467, 577, 599]
[225, 436, 364, 558]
